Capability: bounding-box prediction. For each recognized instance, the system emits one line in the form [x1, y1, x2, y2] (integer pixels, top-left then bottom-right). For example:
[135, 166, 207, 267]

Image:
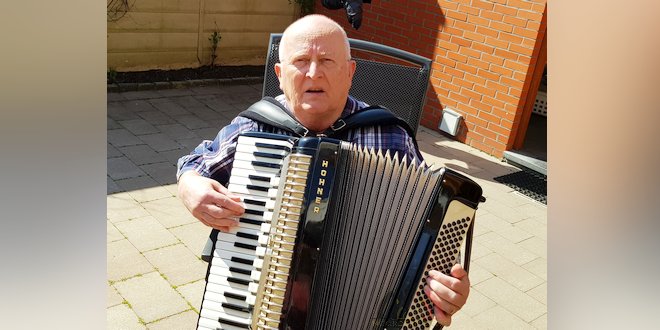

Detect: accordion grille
[400, 200, 475, 329]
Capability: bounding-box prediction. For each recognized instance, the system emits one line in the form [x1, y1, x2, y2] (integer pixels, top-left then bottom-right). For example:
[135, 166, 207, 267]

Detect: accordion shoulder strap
[239, 97, 416, 140]
[239, 97, 310, 137]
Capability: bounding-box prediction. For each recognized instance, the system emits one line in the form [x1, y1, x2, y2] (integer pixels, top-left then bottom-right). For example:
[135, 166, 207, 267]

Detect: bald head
[279, 15, 351, 63]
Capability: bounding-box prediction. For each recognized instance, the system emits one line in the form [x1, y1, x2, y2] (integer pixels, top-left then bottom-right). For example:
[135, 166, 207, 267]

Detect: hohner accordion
[197, 132, 484, 330]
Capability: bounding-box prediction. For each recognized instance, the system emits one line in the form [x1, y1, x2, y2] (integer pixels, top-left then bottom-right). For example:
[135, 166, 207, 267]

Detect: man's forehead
[284, 32, 345, 57]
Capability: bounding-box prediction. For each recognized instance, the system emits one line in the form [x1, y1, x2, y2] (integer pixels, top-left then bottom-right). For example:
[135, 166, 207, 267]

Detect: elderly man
[177, 14, 470, 326]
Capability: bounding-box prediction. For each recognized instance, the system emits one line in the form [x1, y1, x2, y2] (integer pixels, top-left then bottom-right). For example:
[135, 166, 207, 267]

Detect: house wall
[315, 0, 547, 158]
[107, 0, 299, 71]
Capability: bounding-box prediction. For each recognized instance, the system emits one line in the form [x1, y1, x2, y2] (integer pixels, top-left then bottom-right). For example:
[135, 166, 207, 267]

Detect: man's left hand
[423, 263, 470, 327]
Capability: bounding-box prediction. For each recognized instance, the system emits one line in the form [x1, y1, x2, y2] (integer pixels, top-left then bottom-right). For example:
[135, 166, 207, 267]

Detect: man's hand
[424, 263, 470, 327]
[177, 171, 245, 232]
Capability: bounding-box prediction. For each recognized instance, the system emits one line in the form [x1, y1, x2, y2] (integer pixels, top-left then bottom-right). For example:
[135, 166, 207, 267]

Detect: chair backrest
[262, 33, 432, 136]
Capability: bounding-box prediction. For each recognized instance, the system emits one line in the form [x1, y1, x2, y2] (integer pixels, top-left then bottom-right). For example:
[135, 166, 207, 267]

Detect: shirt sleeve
[176, 117, 258, 184]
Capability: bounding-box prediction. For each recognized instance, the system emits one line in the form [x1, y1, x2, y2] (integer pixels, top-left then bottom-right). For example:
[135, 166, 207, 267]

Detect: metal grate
[494, 170, 547, 204]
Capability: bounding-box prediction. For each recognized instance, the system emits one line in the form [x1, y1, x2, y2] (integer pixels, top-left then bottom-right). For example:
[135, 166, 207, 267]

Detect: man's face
[275, 30, 356, 129]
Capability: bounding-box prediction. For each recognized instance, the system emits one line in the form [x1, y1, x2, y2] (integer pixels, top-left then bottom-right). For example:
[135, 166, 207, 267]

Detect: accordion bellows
[197, 132, 484, 330]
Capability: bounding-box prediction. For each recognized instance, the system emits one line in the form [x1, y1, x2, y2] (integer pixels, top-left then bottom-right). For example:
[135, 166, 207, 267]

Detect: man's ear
[274, 63, 283, 90]
[348, 60, 357, 79]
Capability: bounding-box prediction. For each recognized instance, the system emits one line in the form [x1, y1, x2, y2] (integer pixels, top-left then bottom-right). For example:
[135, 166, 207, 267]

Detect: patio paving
[107, 83, 547, 329]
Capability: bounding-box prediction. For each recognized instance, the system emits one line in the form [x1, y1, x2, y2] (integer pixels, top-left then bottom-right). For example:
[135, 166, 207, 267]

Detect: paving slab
[108, 176, 122, 194]
[526, 282, 547, 306]
[171, 95, 207, 108]
[169, 221, 211, 255]
[119, 119, 161, 135]
[150, 98, 191, 116]
[146, 310, 199, 330]
[513, 217, 547, 240]
[108, 102, 141, 121]
[531, 313, 547, 329]
[115, 176, 173, 203]
[107, 192, 150, 223]
[123, 100, 158, 113]
[107, 303, 146, 329]
[108, 128, 144, 147]
[108, 143, 123, 158]
[108, 156, 147, 180]
[473, 253, 544, 292]
[114, 271, 190, 324]
[108, 117, 122, 130]
[138, 133, 181, 152]
[108, 285, 124, 308]
[460, 286, 497, 318]
[477, 231, 539, 266]
[114, 215, 180, 252]
[522, 257, 547, 281]
[107, 220, 125, 243]
[518, 236, 547, 259]
[118, 145, 166, 166]
[140, 161, 178, 185]
[107, 239, 155, 282]
[143, 243, 207, 286]
[472, 305, 535, 329]
[142, 196, 199, 228]
[136, 110, 177, 125]
[173, 114, 211, 130]
[176, 279, 206, 312]
[156, 123, 200, 140]
[464, 262, 494, 286]
[474, 276, 546, 323]
[121, 90, 162, 100]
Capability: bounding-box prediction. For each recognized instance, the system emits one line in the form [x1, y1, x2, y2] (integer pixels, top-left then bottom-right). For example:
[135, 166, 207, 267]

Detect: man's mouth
[305, 88, 324, 94]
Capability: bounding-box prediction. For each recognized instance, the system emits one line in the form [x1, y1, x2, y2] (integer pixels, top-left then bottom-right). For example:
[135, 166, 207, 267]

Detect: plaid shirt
[176, 95, 422, 185]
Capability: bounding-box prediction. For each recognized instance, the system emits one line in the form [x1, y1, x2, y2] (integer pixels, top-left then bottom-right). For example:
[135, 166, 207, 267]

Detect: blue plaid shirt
[176, 95, 422, 184]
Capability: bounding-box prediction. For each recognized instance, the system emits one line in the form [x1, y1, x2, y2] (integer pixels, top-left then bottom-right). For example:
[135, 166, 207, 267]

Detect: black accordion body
[197, 132, 484, 330]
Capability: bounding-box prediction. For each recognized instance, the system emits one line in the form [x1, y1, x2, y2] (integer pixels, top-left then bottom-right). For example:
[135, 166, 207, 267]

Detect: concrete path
[107, 83, 547, 329]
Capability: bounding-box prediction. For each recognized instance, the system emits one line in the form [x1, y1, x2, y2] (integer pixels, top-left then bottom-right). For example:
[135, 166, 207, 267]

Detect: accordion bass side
[197, 132, 485, 330]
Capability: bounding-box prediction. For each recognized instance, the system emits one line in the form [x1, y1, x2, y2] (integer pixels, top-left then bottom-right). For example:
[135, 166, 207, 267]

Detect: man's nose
[306, 60, 323, 79]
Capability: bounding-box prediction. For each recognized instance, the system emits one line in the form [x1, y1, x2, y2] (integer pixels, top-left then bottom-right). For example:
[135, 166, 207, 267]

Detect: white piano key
[201, 299, 250, 318]
[203, 284, 250, 303]
[198, 316, 250, 330]
[232, 159, 281, 174]
[199, 309, 250, 328]
[234, 142, 291, 156]
[234, 151, 285, 164]
[237, 135, 295, 148]
[229, 175, 278, 188]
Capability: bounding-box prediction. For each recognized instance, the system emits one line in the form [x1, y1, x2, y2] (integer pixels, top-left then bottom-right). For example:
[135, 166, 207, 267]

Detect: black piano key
[227, 277, 251, 286]
[247, 175, 271, 183]
[222, 302, 251, 313]
[244, 209, 264, 216]
[234, 242, 257, 251]
[245, 184, 269, 192]
[231, 256, 253, 265]
[236, 232, 259, 240]
[254, 142, 291, 151]
[243, 198, 267, 206]
[229, 266, 251, 276]
[217, 316, 249, 329]
[251, 161, 281, 169]
[253, 151, 285, 160]
[223, 292, 247, 301]
[239, 218, 263, 226]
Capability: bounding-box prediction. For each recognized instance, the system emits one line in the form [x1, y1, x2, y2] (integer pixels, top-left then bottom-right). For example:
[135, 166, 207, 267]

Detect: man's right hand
[177, 171, 245, 232]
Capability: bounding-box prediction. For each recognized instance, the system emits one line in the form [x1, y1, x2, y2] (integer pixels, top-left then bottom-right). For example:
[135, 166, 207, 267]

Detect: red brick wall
[314, 0, 547, 158]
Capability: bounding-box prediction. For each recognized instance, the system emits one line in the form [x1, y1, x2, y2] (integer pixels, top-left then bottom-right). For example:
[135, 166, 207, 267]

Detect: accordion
[197, 132, 484, 330]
